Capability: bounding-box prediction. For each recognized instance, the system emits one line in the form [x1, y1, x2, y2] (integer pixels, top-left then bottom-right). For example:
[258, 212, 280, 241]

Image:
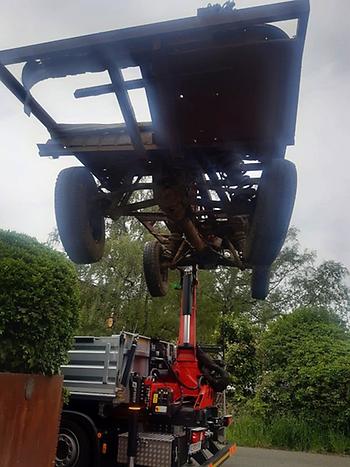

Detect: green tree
[73, 219, 181, 340]
[0, 230, 80, 374]
[211, 228, 350, 327]
[219, 314, 260, 407]
[251, 307, 350, 430]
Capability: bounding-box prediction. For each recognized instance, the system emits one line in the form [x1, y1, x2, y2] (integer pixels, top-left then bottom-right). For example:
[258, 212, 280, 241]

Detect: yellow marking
[210, 448, 236, 467]
[152, 393, 159, 404]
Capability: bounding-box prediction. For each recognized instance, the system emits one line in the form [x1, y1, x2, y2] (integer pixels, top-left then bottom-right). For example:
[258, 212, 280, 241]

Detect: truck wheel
[56, 419, 92, 467]
[245, 159, 297, 266]
[143, 240, 169, 297]
[55, 167, 105, 264]
[251, 266, 271, 300]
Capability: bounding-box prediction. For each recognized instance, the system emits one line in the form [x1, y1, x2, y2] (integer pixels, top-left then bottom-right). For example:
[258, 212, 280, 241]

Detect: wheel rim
[56, 430, 80, 467]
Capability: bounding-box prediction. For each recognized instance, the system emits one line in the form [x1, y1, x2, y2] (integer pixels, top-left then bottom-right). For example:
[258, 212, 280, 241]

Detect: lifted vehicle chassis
[0, 0, 309, 299]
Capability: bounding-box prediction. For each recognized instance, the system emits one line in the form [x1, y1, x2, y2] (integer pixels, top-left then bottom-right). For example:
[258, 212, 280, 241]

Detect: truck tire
[143, 240, 169, 297]
[55, 167, 105, 264]
[56, 419, 93, 467]
[251, 266, 270, 300]
[245, 159, 297, 266]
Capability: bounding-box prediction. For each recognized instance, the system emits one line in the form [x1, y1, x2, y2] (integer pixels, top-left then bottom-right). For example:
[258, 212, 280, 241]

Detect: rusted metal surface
[0, 1, 309, 272]
[0, 373, 63, 467]
[0, 62, 61, 138]
[108, 64, 146, 157]
[0, 0, 309, 162]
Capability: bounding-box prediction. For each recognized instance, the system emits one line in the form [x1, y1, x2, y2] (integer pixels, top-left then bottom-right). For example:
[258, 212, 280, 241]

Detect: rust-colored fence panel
[0, 373, 63, 467]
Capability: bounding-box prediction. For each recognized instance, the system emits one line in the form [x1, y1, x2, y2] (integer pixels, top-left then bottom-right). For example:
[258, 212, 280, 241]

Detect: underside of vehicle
[0, 0, 309, 300]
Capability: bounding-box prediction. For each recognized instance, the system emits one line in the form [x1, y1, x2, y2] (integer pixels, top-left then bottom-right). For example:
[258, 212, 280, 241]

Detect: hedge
[0, 230, 80, 374]
[251, 308, 350, 431]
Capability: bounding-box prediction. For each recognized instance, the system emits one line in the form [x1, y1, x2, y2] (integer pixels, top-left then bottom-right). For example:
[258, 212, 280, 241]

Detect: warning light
[129, 406, 142, 411]
[190, 428, 206, 444]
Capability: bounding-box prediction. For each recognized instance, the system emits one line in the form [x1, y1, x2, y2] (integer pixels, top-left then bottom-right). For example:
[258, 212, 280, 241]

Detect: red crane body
[144, 268, 216, 412]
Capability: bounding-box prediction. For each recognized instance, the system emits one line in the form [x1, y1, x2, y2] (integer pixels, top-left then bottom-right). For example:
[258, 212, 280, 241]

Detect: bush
[251, 308, 350, 431]
[0, 230, 80, 374]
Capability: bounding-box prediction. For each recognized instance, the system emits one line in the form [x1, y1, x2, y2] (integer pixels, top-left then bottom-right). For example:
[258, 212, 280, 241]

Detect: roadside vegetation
[0, 229, 80, 374]
[228, 414, 350, 454]
[6, 222, 349, 453]
[227, 308, 350, 454]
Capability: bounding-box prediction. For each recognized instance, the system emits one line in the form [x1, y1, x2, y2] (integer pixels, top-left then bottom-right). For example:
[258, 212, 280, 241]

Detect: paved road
[226, 447, 349, 466]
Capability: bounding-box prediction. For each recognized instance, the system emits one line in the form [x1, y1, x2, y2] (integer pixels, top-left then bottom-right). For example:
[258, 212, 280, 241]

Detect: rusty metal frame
[107, 64, 146, 157]
[0, 0, 309, 151]
[0, 62, 61, 138]
[0, 1, 309, 269]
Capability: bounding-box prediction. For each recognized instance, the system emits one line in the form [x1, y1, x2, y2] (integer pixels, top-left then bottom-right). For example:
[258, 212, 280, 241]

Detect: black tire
[251, 266, 271, 300]
[56, 419, 92, 467]
[143, 241, 169, 297]
[55, 167, 105, 264]
[245, 159, 297, 266]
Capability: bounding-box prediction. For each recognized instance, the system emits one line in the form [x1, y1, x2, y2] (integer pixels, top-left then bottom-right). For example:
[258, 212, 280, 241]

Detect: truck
[56, 268, 235, 467]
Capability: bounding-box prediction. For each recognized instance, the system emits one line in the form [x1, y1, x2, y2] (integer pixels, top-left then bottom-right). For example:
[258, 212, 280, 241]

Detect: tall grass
[227, 414, 350, 455]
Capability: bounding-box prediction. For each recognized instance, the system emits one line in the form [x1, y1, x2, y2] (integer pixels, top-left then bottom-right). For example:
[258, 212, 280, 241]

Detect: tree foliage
[211, 228, 350, 327]
[0, 230, 80, 374]
[219, 314, 260, 406]
[251, 308, 350, 430]
[69, 219, 222, 342]
[72, 219, 180, 340]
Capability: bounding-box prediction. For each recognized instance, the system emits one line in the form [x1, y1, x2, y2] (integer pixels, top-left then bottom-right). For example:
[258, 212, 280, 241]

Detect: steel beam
[0, 1, 310, 66]
[74, 78, 145, 99]
[108, 65, 146, 157]
[0, 63, 60, 137]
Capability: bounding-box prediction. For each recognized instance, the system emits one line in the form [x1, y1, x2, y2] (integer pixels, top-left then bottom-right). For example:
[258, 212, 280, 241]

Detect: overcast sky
[0, 0, 349, 272]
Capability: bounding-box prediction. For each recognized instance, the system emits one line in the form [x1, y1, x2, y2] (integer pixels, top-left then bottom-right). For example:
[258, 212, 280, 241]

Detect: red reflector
[191, 428, 206, 444]
[229, 444, 237, 455]
[224, 415, 233, 427]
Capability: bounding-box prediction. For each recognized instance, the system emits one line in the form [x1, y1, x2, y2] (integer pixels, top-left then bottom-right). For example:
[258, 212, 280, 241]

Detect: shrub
[0, 230, 80, 374]
[251, 308, 350, 431]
